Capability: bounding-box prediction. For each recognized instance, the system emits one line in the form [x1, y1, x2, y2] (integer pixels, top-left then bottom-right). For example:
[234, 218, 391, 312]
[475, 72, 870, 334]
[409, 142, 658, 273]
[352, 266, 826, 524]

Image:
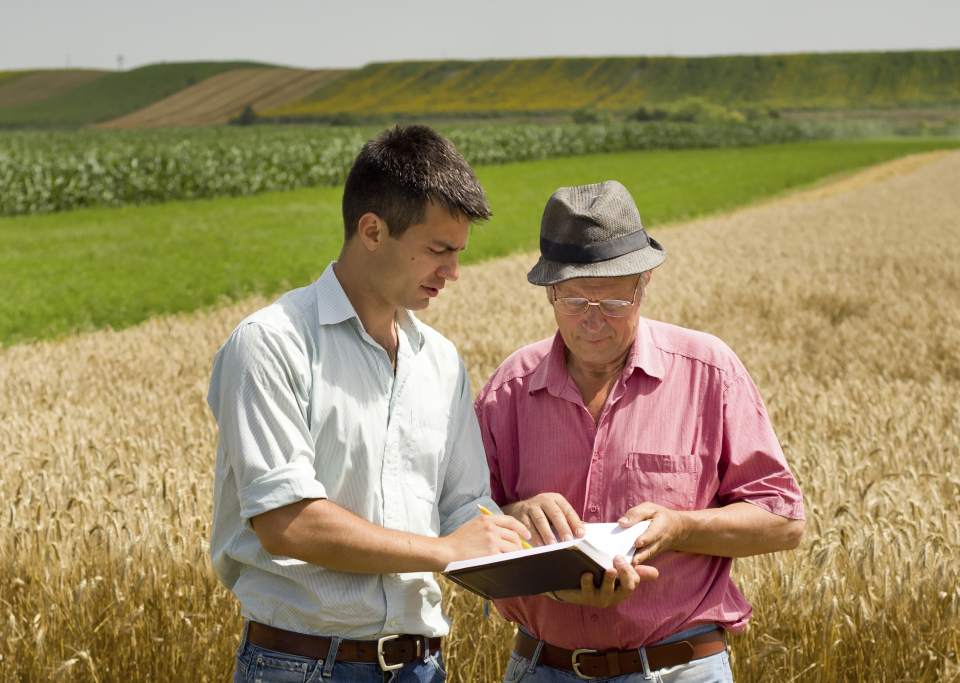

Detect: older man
[474, 181, 804, 683]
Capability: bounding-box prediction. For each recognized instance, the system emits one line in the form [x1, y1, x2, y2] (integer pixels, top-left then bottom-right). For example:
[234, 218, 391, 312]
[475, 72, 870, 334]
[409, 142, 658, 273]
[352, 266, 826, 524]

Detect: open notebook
[442, 521, 650, 600]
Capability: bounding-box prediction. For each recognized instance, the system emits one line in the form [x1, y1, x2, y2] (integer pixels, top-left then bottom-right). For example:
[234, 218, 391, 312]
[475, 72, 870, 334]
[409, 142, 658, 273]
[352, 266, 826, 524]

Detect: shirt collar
[314, 262, 424, 353]
[528, 317, 664, 396]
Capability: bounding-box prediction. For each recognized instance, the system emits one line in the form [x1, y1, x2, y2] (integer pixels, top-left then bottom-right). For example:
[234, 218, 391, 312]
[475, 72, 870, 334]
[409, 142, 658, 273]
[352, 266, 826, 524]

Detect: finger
[632, 538, 667, 565]
[491, 513, 533, 540]
[599, 568, 618, 598]
[614, 556, 639, 592]
[618, 503, 656, 527]
[633, 564, 659, 581]
[496, 524, 526, 545]
[543, 501, 575, 542]
[581, 571, 596, 594]
[556, 497, 586, 538]
[530, 509, 558, 545]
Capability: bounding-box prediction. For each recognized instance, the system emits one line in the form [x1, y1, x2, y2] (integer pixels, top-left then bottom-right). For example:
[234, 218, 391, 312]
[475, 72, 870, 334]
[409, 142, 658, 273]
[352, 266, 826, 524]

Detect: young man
[208, 126, 529, 683]
[475, 181, 804, 683]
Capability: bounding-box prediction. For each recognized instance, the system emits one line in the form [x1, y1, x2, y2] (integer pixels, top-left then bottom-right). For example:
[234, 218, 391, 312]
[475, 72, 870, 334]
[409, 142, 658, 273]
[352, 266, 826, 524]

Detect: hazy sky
[2, 0, 958, 71]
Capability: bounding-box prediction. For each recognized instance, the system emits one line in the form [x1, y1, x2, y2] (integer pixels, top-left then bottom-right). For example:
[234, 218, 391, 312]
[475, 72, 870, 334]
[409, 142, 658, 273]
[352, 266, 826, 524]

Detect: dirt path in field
[0, 69, 109, 110]
[93, 68, 346, 129]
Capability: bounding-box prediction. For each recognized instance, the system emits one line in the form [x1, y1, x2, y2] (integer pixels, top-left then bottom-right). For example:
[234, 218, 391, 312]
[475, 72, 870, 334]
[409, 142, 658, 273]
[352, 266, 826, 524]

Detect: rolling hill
[262, 50, 960, 119]
[0, 69, 109, 110]
[94, 68, 346, 129]
[0, 61, 278, 128]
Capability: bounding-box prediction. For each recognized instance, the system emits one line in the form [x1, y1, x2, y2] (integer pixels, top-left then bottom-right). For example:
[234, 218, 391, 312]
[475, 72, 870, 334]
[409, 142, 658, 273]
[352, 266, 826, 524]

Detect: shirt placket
[380, 332, 411, 634]
[582, 378, 626, 632]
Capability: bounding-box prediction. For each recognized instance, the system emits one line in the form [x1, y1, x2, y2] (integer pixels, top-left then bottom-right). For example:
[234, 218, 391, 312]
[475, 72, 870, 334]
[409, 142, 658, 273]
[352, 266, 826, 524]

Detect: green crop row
[0, 120, 892, 217]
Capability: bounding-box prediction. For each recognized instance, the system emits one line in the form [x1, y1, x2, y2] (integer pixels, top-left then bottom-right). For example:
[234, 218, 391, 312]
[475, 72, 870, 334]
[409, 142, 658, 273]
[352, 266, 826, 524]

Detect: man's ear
[356, 212, 388, 252]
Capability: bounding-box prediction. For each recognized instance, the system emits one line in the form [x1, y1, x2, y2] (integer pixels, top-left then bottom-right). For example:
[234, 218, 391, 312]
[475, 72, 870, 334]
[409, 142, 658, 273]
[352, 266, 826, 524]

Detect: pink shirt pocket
[623, 453, 701, 511]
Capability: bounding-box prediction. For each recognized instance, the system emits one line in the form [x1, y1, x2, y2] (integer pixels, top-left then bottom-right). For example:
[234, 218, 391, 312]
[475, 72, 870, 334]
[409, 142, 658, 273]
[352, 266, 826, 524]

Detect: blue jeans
[233, 638, 446, 683]
[503, 627, 733, 683]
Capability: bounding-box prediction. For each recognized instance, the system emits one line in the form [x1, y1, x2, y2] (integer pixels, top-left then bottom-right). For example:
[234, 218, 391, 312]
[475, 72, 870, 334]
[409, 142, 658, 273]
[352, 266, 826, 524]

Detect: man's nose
[580, 304, 606, 331]
[439, 253, 460, 282]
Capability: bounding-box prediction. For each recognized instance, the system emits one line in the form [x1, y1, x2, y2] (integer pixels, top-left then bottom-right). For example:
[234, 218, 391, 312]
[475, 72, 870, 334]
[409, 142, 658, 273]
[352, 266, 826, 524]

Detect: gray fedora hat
[527, 180, 666, 286]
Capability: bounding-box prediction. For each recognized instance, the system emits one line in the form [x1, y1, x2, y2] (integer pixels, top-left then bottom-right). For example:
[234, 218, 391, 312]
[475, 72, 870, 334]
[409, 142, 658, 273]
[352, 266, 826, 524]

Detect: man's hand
[618, 502, 685, 566]
[502, 493, 585, 546]
[551, 555, 656, 607]
[440, 513, 531, 565]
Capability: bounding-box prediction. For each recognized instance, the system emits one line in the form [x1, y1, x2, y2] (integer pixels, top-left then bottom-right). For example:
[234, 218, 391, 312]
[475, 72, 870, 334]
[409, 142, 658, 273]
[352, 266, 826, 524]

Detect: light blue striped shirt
[208, 263, 499, 638]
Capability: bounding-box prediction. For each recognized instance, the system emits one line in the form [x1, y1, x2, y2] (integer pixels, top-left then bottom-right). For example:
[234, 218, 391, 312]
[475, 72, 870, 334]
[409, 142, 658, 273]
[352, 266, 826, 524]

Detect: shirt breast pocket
[405, 419, 447, 503]
[623, 452, 700, 511]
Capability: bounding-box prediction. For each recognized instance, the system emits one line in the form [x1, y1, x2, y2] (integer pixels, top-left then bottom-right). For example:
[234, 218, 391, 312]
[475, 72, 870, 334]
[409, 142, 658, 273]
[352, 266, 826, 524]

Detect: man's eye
[429, 248, 444, 255]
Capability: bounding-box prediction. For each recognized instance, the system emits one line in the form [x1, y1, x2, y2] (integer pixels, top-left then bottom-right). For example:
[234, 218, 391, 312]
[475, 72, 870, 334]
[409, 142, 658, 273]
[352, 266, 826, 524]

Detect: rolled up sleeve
[209, 323, 328, 529]
[437, 358, 500, 536]
[718, 371, 805, 520]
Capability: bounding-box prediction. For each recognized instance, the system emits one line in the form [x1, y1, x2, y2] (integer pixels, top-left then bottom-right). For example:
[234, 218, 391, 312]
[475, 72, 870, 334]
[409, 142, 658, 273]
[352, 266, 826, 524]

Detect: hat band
[540, 230, 650, 264]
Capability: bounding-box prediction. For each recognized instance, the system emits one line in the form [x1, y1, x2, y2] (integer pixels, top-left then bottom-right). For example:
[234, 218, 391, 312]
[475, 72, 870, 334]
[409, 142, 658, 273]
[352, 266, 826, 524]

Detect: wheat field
[2, 152, 959, 682]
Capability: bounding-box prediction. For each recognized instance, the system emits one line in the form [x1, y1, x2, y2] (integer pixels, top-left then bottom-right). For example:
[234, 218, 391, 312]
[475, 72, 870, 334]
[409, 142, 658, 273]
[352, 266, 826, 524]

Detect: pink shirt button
[589, 505, 598, 513]
[590, 614, 598, 622]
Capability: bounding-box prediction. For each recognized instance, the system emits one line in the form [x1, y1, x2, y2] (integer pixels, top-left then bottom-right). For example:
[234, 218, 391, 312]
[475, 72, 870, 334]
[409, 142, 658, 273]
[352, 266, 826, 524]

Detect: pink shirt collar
[528, 317, 665, 398]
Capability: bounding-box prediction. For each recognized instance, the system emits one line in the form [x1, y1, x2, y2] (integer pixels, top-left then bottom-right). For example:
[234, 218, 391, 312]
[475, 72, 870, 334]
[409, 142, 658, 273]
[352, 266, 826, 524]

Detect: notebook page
[582, 521, 650, 560]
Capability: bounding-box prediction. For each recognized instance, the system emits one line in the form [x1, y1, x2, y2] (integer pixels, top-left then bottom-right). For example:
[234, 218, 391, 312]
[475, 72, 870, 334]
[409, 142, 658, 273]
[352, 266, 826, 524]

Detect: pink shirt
[474, 318, 804, 650]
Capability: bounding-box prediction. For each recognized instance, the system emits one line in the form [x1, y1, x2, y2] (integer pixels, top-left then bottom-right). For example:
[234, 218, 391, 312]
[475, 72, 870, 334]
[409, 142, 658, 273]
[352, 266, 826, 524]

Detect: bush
[234, 105, 258, 126]
[329, 112, 364, 127]
[570, 107, 610, 125]
[667, 97, 744, 123]
[629, 106, 669, 122]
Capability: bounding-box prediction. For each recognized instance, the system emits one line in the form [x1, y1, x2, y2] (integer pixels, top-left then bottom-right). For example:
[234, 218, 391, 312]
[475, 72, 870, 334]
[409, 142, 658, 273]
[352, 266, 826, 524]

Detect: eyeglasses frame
[550, 273, 644, 318]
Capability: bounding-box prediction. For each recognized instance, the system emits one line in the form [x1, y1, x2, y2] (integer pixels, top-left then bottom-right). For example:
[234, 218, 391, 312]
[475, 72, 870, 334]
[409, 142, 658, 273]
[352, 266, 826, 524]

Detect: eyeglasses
[551, 274, 643, 318]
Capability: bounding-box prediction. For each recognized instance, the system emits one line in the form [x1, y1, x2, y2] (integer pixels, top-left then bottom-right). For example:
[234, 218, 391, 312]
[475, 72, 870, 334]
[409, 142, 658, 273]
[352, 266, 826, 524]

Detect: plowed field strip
[94, 68, 347, 128]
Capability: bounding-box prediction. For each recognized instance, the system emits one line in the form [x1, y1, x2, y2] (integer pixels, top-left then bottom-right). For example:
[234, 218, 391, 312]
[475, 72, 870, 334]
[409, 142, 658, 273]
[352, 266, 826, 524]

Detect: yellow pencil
[477, 504, 534, 549]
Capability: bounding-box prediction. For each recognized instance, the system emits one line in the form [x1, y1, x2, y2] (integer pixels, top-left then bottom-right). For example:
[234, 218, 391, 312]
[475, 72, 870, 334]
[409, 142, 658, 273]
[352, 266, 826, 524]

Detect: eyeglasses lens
[555, 298, 633, 317]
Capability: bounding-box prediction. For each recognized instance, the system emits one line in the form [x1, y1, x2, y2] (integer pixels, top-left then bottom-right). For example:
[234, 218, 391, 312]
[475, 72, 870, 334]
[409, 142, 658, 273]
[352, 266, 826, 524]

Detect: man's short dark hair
[342, 125, 491, 240]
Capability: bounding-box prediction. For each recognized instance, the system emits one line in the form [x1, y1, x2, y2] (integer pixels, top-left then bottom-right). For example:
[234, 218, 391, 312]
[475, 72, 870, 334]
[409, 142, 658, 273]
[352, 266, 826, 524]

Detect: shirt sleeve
[474, 391, 508, 507]
[437, 357, 501, 536]
[717, 371, 805, 520]
[208, 323, 328, 529]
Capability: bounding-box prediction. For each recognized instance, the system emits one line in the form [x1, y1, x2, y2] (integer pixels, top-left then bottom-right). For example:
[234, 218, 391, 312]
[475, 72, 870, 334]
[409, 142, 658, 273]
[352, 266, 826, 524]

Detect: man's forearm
[252, 499, 451, 574]
[673, 501, 804, 558]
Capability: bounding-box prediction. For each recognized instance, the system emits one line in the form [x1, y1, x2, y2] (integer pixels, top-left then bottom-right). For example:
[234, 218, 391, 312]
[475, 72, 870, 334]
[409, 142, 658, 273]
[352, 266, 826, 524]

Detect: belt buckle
[378, 635, 404, 672]
[571, 649, 598, 680]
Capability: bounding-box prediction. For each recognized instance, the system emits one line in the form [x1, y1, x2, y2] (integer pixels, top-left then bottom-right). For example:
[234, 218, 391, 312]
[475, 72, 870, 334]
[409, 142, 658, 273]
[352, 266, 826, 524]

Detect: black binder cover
[442, 546, 606, 600]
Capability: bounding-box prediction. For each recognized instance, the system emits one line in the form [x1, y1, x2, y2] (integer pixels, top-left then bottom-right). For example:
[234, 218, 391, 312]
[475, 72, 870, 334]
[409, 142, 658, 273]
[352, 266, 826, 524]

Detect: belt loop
[322, 636, 341, 677]
[638, 646, 653, 680]
[526, 640, 546, 674]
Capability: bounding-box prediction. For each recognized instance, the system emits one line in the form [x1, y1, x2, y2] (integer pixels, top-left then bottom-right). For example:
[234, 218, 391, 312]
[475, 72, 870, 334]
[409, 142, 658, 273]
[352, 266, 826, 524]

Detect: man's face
[551, 275, 644, 369]
[374, 201, 470, 312]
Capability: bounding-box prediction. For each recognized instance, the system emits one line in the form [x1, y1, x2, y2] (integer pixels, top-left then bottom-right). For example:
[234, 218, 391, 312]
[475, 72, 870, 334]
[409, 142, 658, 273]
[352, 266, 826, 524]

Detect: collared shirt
[474, 317, 804, 650]
[208, 263, 498, 639]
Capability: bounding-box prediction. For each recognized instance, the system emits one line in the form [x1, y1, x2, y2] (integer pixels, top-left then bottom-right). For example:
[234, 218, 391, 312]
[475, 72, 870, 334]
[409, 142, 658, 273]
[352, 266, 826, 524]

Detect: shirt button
[589, 505, 598, 513]
[590, 614, 598, 622]
[592, 453, 599, 461]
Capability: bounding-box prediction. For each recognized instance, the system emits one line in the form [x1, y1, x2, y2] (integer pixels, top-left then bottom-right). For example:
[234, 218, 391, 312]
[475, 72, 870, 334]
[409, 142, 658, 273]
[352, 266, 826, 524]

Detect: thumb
[618, 504, 655, 527]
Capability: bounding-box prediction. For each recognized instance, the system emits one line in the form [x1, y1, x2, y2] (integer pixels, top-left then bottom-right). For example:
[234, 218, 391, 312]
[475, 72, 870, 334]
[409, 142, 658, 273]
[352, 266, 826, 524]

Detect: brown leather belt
[247, 622, 441, 671]
[515, 629, 726, 679]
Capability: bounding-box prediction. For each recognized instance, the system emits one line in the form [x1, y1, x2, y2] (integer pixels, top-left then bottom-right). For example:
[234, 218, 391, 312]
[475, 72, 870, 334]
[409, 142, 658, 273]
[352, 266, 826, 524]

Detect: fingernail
[562, 534, 573, 542]
[618, 517, 628, 524]
[614, 555, 625, 564]
[576, 528, 585, 536]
